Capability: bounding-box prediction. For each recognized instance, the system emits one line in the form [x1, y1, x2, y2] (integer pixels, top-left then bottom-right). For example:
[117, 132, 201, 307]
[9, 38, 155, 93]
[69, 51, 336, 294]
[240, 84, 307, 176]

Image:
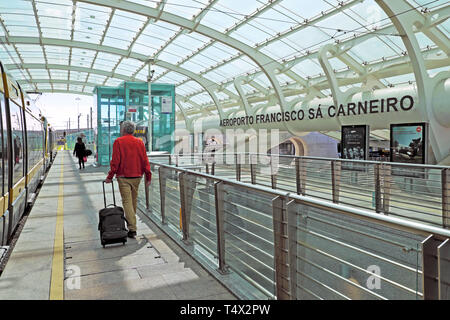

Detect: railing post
[295, 158, 306, 195]
[272, 196, 290, 300]
[295, 158, 300, 195]
[422, 235, 441, 300]
[271, 156, 277, 189]
[145, 180, 149, 210]
[178, 172, 189, 243]
[235, 154, 241, 181]
[211, 162, 215, 176]
[215, 181, 229, 274]
[442, 169, 450, 228]
[250, 154, 256, 185]
[331, 160, 341, 203]
[287, 200, 298, 300]
[374, 163, 382, 213]
[438, 239, 450, 299]
[158, 166, 167, 225]
[383, 164, 391, 214]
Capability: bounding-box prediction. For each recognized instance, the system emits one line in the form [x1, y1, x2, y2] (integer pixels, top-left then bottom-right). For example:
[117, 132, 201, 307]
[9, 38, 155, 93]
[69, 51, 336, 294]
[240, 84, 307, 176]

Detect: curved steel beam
[376, 0, 450, 163]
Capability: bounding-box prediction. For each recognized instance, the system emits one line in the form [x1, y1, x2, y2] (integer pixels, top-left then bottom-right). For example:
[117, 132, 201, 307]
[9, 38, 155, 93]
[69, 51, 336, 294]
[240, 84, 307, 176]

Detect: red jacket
[107, 134, 151, 182]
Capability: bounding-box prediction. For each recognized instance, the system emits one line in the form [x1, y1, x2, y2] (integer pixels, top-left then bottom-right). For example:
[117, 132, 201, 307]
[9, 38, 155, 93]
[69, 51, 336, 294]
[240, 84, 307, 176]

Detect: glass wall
[94, 82, 175, 166]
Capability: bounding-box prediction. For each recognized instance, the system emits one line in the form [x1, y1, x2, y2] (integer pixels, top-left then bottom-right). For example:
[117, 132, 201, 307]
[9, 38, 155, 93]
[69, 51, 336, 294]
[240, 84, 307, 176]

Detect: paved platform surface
[0, 151, 236, 300]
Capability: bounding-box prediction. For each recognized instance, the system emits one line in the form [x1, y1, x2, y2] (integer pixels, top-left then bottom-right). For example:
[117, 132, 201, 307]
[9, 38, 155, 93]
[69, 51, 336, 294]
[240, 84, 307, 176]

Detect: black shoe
[127, 231, 137, 238]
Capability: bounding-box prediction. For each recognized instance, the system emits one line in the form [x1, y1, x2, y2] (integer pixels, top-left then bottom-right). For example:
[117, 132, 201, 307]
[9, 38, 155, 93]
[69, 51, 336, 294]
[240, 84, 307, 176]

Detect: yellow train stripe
[49, 152, 64, 300]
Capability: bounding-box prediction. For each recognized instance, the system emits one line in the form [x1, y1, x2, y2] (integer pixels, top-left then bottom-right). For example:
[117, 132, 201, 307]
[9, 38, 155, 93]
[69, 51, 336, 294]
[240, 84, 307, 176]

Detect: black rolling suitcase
[98, 180, 128, 248]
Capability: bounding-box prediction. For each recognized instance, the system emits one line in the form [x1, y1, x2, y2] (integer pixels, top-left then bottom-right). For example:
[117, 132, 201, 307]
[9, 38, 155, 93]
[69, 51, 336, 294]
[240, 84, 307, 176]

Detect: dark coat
[73, 142, 86, 158]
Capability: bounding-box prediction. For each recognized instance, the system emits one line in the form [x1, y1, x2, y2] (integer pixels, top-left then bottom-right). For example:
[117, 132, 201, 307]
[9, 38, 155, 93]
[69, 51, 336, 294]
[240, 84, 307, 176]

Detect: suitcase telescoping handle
[102, 180, 116, 208]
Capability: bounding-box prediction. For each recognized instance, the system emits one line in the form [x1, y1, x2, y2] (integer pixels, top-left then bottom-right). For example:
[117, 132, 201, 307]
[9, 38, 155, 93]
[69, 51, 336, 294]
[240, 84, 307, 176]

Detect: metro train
[0, 61, 57, 246]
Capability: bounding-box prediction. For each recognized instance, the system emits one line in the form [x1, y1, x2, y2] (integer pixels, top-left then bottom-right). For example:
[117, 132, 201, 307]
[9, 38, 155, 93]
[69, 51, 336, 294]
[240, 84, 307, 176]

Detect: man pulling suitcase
[104, 121, 151, 239]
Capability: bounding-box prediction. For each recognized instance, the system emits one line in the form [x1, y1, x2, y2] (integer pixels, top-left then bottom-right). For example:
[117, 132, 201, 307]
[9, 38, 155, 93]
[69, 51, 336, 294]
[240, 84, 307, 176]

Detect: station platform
[0, 151, 235, 300]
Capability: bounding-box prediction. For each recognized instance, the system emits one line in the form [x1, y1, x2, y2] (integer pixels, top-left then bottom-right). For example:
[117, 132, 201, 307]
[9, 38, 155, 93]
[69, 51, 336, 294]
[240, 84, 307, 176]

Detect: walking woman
[73, 137, 86, 169]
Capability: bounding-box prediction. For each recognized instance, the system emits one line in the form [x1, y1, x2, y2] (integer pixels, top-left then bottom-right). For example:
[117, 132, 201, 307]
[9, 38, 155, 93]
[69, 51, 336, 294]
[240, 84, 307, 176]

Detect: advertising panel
[341, 125, 369, 161]
[134, 126, 149, 151]
[161, 96, 173, 114]
[341, 125, 369, 172]
[390, 123, 427, 178]
[390, 123, 427, 164]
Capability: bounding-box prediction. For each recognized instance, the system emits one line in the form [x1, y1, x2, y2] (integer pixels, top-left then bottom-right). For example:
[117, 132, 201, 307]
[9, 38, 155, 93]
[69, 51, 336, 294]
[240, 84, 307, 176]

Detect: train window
[10, 102, 24, 185]
[26, 113, 43, 169]
[0, 93, 5, 195]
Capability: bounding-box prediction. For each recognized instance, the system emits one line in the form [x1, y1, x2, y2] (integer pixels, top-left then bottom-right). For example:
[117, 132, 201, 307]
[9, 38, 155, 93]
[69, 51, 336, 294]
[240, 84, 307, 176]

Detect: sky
[31, 93, 95, 131]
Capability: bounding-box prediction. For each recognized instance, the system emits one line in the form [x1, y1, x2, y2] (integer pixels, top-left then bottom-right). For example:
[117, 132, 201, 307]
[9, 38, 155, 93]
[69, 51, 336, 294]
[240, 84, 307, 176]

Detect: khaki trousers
[117, 177, 142, 232]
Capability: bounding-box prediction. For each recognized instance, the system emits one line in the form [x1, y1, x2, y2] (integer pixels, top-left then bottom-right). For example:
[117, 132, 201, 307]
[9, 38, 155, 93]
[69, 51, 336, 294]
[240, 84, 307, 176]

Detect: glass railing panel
[147, 163, 162, 218]
[290, 201, 424, 300]
[160, 167, 182, 237]
[387, 166, 443, 227]
[337, 161, 376, 210]
[186, 174, 219, 265]
[222, 183, 276, 298]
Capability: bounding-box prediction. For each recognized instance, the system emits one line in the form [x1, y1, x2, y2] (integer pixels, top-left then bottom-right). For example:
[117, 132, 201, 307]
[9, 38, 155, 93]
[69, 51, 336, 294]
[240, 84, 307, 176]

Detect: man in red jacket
[105, 120, 151, 238]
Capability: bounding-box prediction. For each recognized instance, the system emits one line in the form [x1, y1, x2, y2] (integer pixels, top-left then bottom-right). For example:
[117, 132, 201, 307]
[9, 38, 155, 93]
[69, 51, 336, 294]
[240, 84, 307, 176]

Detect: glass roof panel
[9, 69, 27, 80]
[127, 0, 159, 8]
[69, 84, 84, 92]
[104, 78, 123, 87]
[230, 24, 272, 47]
[164, 0, 207, 19]
[8, 24, 39, 37]
[260, 40, 298, 61]
[53, 83, 68, 90]
[15, 44, 45, 64]
[290, 58, 323, 78]
[177, 80, 203, 93]
[84, 86, 95, 93]
[70, 71, 88, 82]
[115, 58, 144, 77]
[157, 49, 186, 65]
[202, 70, 228, 83]
[190, 92, 213, 105]
[28, 69, 49, 79]
[183, 43, 239, 72]
[38, 83, 52, 90]
[278, 0, 332, 19]
[50, 70, 68, 80]
[350, 37, 399, 62]
[93, 52, 121, 71]
[87, 74, 107, 84]
[284, 26, 333, 52]
[157, 72, 189, 84]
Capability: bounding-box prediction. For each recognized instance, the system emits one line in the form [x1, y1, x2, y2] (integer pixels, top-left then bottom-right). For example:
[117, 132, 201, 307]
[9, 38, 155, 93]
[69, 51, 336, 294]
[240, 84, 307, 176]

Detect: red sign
[416, 126, 422, 133]
[128, 108, 137, 113]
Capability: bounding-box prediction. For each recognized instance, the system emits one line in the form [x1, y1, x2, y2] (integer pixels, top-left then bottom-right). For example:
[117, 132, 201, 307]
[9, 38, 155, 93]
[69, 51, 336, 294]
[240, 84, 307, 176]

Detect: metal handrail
[157, 152, 450, 170]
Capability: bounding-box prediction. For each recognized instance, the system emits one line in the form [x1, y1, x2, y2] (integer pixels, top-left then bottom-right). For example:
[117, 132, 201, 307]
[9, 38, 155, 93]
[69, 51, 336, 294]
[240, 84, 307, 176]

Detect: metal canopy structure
[0, 0, 448, 124]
